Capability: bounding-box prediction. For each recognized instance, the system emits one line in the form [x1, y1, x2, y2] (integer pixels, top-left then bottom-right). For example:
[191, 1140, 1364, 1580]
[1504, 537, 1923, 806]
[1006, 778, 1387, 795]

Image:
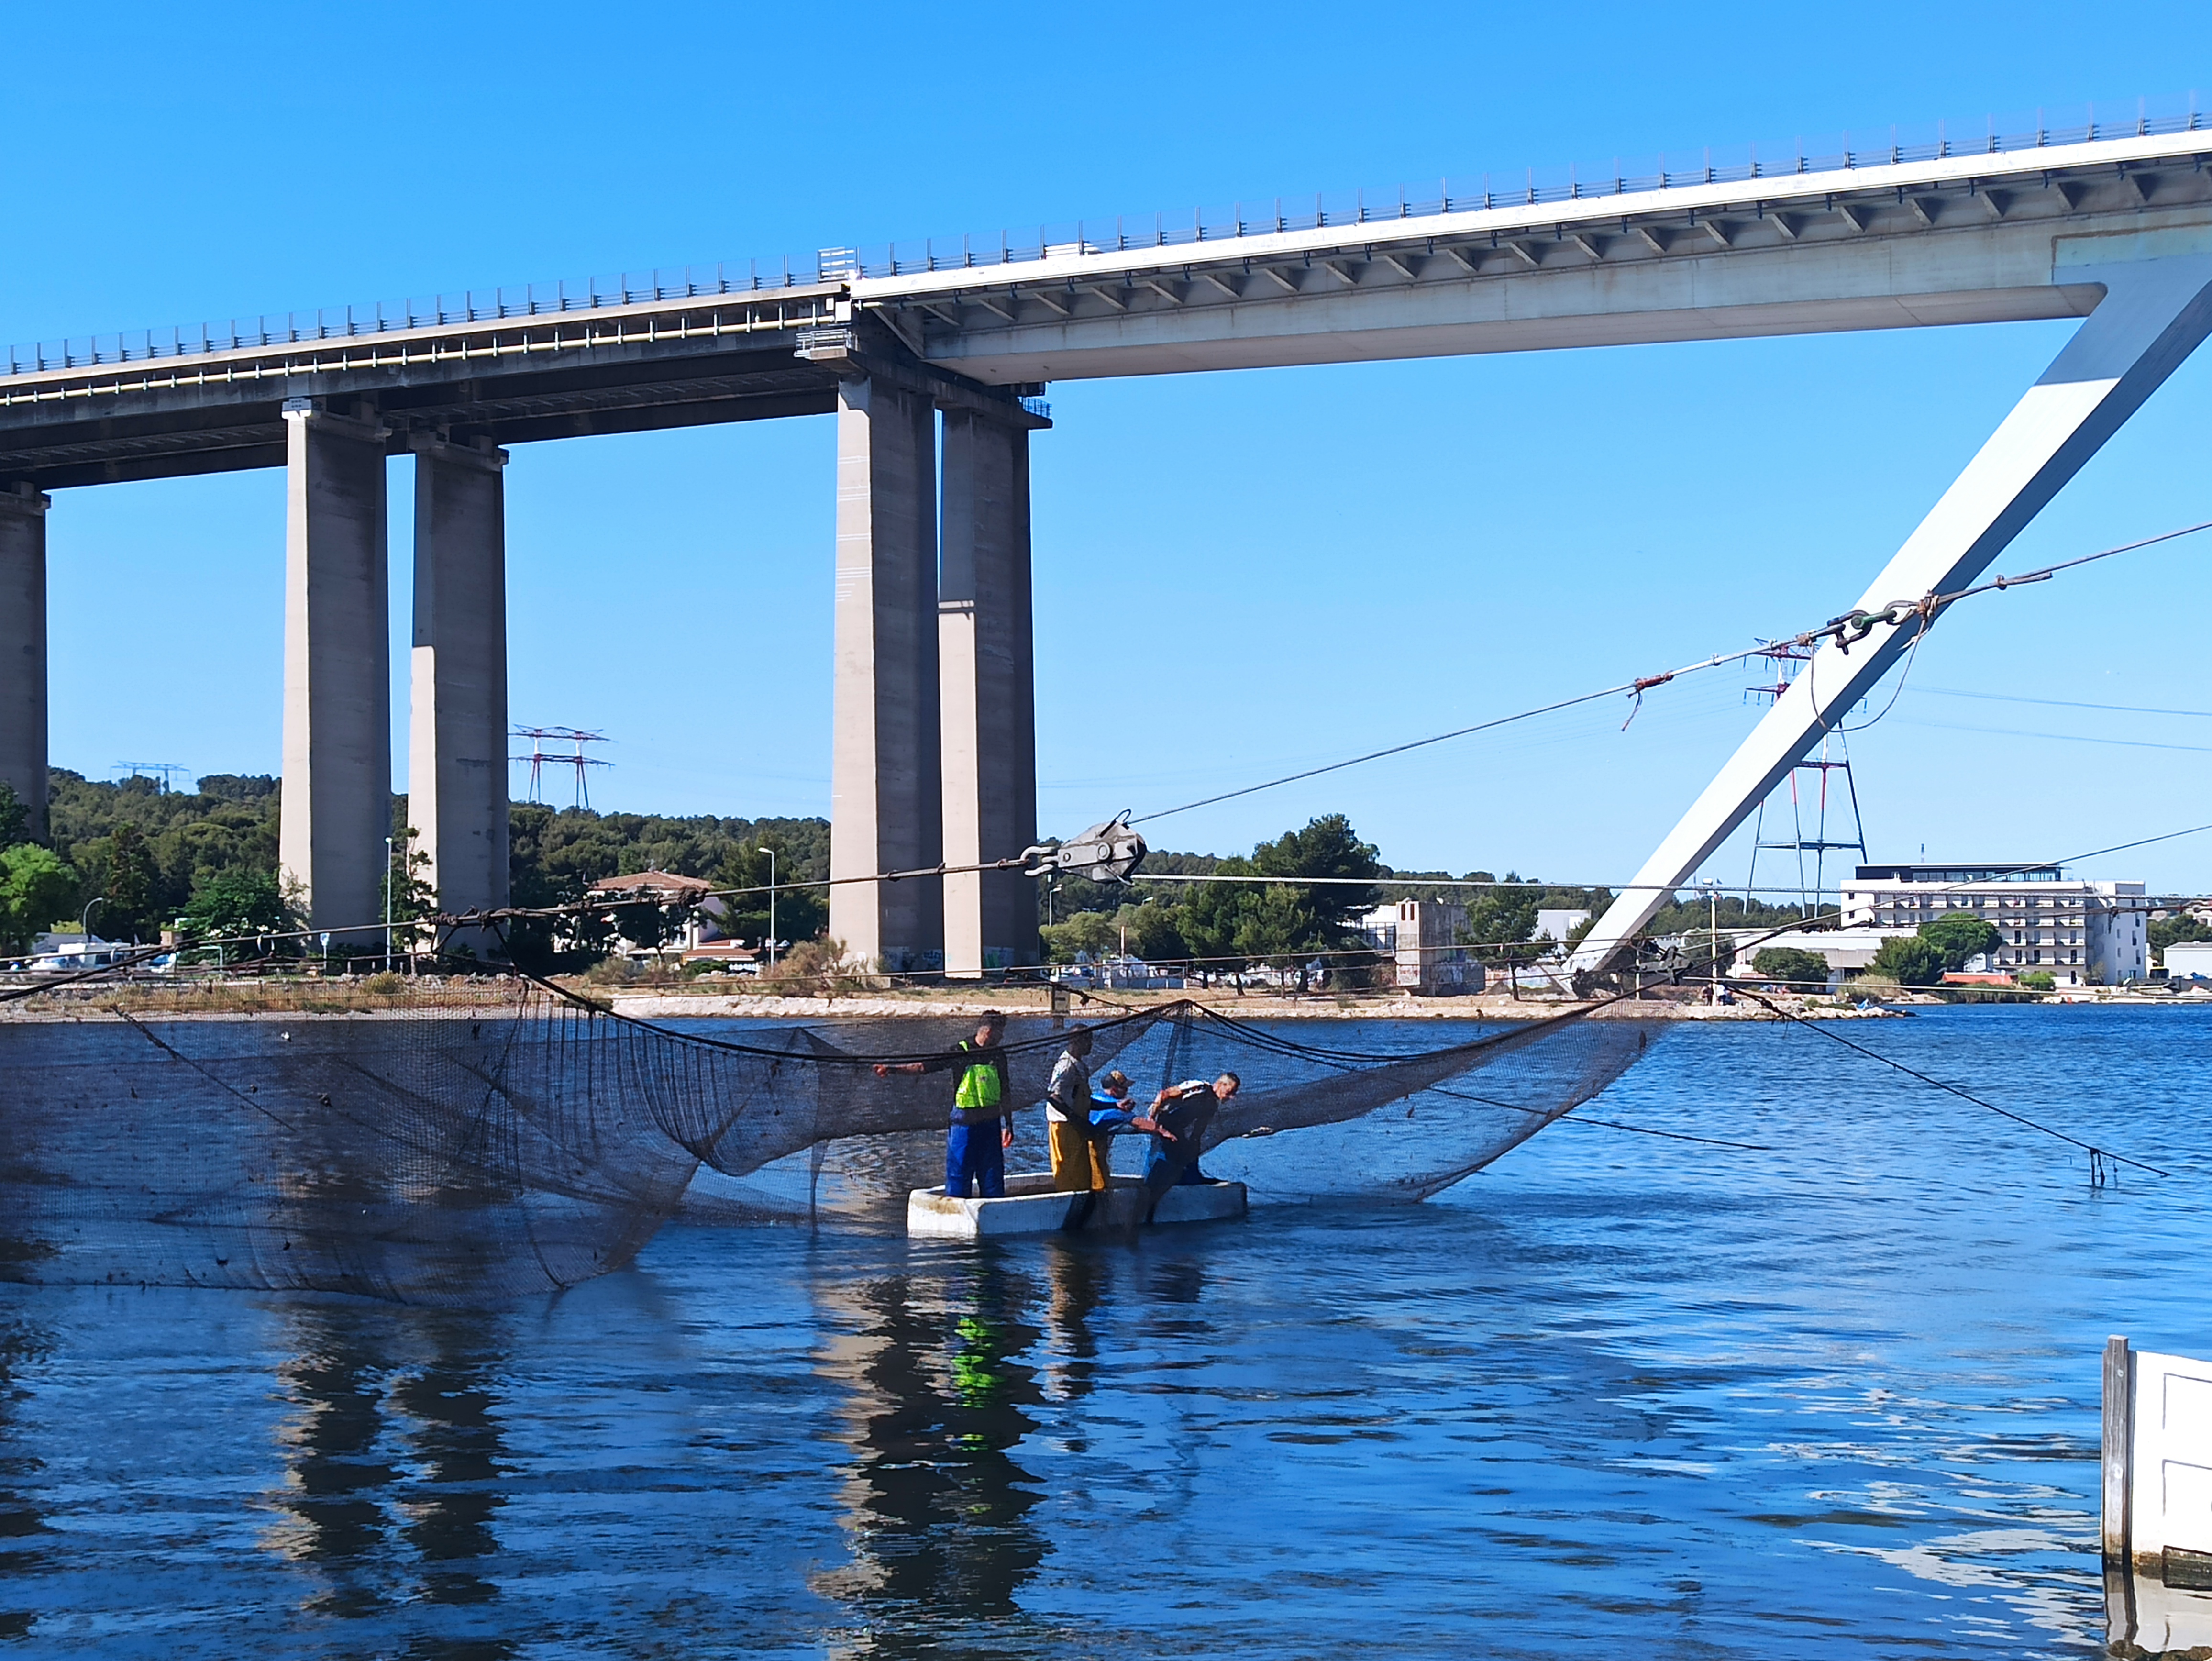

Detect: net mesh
[0, 981, 1661, 1303]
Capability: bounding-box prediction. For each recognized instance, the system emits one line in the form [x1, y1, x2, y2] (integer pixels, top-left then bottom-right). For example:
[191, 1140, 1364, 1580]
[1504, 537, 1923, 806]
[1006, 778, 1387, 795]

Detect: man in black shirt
[1142, 1072, 1240, 1194]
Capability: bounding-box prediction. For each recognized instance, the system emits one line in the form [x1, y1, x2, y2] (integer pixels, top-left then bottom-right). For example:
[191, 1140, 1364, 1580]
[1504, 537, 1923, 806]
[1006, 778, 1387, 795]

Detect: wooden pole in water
[2103, 1334, 2134, 1569]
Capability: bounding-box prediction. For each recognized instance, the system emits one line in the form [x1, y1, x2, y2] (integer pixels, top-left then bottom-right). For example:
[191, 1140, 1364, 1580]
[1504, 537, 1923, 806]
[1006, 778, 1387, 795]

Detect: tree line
[5, 768, 1816, 980]
[1038, 811, 1609, 979]
[0, 770, 832, 967]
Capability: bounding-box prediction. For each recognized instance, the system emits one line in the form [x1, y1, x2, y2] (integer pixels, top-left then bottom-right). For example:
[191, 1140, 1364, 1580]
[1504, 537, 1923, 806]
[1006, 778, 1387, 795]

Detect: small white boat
[907, 1172, 1247, 1239]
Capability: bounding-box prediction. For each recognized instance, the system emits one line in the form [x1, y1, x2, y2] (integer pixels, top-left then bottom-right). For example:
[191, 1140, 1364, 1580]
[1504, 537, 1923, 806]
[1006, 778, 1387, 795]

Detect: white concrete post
[408, 435, 509, 954]
[279, 400, 392, 943]
[829, 376, 943, 973]
[0, 484, 49, 843]
[940, 409, 1040, 977]
[1572, 240, 2212, 975]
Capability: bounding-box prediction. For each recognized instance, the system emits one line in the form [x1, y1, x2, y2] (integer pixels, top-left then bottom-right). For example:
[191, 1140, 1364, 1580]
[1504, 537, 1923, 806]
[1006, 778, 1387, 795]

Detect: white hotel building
[1838, 864, 2150, 986]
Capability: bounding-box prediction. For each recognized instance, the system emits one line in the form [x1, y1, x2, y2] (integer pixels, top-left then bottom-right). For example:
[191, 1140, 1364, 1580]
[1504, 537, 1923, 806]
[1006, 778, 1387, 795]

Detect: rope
[1735, 987, 2169, 1177]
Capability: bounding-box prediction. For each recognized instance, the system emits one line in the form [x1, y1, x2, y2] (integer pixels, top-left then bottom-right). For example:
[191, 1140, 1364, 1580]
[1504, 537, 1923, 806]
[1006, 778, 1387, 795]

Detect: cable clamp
[1025, 813, 1150, 884]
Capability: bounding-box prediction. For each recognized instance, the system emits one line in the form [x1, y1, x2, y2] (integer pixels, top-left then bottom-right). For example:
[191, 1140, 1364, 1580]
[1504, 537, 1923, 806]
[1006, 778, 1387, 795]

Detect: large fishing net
[0, 980, 1661, 1303]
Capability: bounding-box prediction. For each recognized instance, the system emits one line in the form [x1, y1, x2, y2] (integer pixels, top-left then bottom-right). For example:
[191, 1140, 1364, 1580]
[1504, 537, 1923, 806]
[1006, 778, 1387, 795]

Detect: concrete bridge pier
[0, 484, 48, 843]
[408, 435, 510, 955]
[829, 374, 944, 972]
[279, 399, 392, 944]
[939, 409, 1040, 977]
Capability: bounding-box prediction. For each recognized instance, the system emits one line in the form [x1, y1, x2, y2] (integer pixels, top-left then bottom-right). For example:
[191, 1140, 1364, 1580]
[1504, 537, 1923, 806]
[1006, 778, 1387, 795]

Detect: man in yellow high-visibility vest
[875, 1012, 1013, 1198]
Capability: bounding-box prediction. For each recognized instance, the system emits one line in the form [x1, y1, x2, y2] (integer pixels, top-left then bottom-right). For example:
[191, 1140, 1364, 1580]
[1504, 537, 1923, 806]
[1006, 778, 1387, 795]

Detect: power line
[1914, 686, 2212, 720]
[1131, 516, 2212, 827]
[1898, 719, 2212, 757]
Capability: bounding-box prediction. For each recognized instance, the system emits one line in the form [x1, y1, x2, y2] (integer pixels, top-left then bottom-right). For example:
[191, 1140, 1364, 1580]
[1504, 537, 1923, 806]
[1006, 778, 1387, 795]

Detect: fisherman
[1083, 1069, 1165, 1151]
[1143, 1073, 1240, 1193]
[874, 1011, 1013, 1199]
[1045, 1028, 1103, 1193]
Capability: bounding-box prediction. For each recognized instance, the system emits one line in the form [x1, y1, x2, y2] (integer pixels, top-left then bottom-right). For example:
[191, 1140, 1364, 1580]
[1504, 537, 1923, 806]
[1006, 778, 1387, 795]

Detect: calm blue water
[4, 1004, 2210, 1658]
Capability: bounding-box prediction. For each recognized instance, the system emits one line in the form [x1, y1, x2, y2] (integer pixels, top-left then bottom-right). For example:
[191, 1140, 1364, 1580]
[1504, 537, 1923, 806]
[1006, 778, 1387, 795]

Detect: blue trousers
[945, 1121, 1006, 1198]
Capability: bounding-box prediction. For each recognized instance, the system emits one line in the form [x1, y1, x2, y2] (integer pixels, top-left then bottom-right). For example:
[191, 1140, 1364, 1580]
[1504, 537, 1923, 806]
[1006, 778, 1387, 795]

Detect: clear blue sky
[10, 5, 2212, 892]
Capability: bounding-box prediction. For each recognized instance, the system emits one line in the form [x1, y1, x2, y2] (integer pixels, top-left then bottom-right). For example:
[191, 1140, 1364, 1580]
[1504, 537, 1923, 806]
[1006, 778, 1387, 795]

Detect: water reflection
[0, 1317, 49, 1643]
[2107, 1561, 2212, 1656]
[264, 1306, 515, 1651]
[818, 1249, 1105, 1656]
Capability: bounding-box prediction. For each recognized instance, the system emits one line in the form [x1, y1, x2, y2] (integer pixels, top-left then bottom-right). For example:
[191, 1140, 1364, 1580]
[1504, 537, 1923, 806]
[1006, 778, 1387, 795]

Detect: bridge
[2, 111, 2210, 973]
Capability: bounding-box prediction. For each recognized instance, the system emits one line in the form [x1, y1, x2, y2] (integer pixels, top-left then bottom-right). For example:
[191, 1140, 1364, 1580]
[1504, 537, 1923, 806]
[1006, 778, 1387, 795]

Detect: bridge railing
[849, 98, 2206, 279]
[0, 262, 837, 377]
[4, 96, 2204, 378]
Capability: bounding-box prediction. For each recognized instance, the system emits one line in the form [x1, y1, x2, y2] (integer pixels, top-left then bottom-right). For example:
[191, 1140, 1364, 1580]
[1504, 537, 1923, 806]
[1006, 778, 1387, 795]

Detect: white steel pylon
[1571, 243, 2212, 976]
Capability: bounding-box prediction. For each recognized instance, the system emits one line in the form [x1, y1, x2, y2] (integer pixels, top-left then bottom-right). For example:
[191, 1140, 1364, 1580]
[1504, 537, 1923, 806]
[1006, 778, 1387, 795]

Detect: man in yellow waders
[1045, 1029, 1106, 1192]
[875, 1012, 1012, 1198]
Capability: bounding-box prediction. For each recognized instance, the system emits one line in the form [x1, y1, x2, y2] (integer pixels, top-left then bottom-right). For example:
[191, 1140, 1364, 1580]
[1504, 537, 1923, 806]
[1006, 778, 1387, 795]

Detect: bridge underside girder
[889, 146, 2212, 382]
[0, 342, 844, 489]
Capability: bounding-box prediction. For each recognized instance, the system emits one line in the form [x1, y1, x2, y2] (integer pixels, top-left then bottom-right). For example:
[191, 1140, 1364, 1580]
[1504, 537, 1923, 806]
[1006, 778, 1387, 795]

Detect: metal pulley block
[1023, 816, 1148, 884]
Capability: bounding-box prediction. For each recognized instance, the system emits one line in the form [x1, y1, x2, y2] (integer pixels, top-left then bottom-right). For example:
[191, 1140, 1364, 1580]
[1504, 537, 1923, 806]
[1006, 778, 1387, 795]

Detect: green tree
[380, 826, 437, 956]
[1917, 912, 1999, 970]
[180, 868, 293, 962]
[2152, 913, 2212, 956]
[1040, 908, 1118, 963]
[709, 840, 827, 949]
[1869, 935, 1947, 987]
[0, 780, 27, 849]
[1116, 898, 1188, 963]
[1250, 815, 1381, 925]
[1752, 946, 1830, 989]
[1644, 893, 1814, 934]
[91, 821, 162, 942]
[1462, 873, 1539, 964]
[1173, 855, 1255, 979]
[1230, 880, 1311, 967]
[1169, 817, 1384, 986]
[0, 844, 78, 954]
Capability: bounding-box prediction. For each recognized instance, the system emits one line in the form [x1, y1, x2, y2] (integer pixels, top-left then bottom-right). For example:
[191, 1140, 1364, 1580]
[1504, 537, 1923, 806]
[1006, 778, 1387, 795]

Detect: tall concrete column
[829, 376, 943, 972]
[0, 485, 48, 844]
[1571, 242, 2212, 975]
[407, 435, 509, 953]
[940, 410, 1040, 977]
[279, 400, 392, 942]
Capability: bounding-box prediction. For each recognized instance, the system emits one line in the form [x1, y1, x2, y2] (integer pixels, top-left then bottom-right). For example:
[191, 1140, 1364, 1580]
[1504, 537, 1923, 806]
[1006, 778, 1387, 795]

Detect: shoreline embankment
[7, 974, 2202, 1024]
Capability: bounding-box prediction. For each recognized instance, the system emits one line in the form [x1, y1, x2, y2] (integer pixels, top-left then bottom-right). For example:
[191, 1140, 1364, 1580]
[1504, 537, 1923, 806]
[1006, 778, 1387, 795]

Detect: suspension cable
[1132, 517, 2212, 825]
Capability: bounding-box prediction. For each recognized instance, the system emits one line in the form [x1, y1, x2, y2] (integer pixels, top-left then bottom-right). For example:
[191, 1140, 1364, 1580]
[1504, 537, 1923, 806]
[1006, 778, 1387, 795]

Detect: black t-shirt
[1154, 1083, 1219, 1150]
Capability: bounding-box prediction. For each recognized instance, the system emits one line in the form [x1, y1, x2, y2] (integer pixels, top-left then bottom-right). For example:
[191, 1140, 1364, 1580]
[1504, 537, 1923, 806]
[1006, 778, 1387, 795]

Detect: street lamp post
[766, 846, 777, 970]
[1700, 878, 1722, 1000]
[81, 897, 102, 942]
[384, 834, 395, 974]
